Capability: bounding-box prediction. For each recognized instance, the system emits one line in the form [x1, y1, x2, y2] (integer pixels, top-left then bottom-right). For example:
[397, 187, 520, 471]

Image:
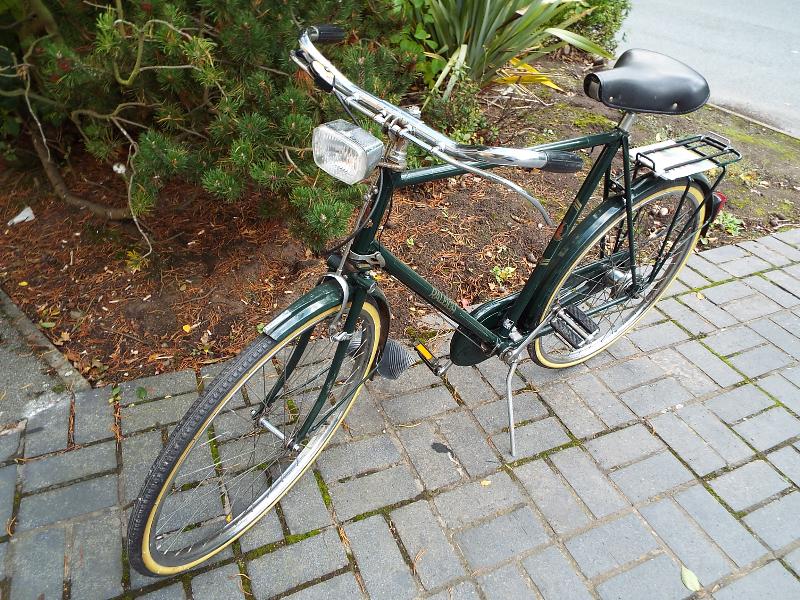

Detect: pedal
[550, 305, 599, 350]
[414, 342, 451, 377]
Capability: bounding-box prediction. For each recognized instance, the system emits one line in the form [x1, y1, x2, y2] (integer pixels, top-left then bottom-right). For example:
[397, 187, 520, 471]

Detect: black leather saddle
[584, 49, 710, 115]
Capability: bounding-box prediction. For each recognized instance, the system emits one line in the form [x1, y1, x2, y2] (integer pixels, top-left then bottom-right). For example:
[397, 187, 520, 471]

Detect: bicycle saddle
[584, 49, 710, 115]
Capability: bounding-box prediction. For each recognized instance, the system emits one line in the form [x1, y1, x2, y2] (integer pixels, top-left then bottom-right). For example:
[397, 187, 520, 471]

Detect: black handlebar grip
[310, 24, 347, 44]
[540, 150, 584, 173]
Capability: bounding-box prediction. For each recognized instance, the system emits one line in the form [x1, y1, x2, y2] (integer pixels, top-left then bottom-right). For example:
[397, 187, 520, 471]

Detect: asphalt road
[617, 0, 800, 136]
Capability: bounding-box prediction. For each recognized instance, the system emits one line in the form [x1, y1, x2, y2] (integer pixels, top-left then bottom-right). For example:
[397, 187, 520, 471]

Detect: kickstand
[506, 358, 521, 458]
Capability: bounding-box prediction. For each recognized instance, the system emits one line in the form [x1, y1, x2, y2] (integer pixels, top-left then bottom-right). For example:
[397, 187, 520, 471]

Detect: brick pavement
[3, 229, 800, 599]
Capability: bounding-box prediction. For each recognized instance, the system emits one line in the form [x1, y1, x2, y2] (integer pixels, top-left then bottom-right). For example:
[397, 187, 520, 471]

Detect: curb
[0, 287, 91, 393]
[707, 103, 800, 141]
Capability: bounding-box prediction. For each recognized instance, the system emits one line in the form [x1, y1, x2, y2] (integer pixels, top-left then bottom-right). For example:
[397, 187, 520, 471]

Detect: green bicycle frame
[343, 126, 629, 356]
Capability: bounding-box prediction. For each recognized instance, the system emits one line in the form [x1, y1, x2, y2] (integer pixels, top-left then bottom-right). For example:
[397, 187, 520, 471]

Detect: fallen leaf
[695, 292, 705, 300]
[480, 480, 491, 487]
[18, 281, 28, 287]
[680, 565, 701, 592]
[182, 324, 192, 333]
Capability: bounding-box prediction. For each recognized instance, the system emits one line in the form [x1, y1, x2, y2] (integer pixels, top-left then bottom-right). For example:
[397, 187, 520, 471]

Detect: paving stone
[518, 360, 592, 389]
[437, 410, 501, 477]
[328, 464, 422, 521]
[658, 298, 717, 335]
[565, 513, 659, 578]
[445, 365, 497, 406]
[610, 451, 694, 503]
[10, 527, 65, 600]
[757, 374, 800, 415]
[0, 428, 21, 462]
[597, 357, 665, 392]
[17, 473, 118, 529]
[522, 545, 592, 600]
[318, 434, 400, 482]
[0, 542, 5, 579]
[678, 292, 738, 328]
[539, 382, 604, 439]
[121, 430, 163, 504]
[719, 255, 771, 277]
[280, 470, 331, 535]
[24, 395, 69, 457]
[666, 278, 690, 296]
[341, 390, 385, 438]
[759, 234, 800, 261]
[381, 386, 458, 424]
[73, 388, 116, 444]
[191, 563, 245, 600]
[703, 325, 765, 356]
[649, 348, 719, 396]
[785, 547, 800, 575]
[456, 506, 549, 569]
[744, 275, 800, 308]
[772, 310, 800, 339]
[688, 253, 731, 281]
[700, 244, 751, 264]
[471, 392, 548, 434]
[716, 560, 800, 600]
[478, 563, 535, 600]
[283, 573, 361, 600]
[709, 460, 789, 512]
[607, 337, 639, 360]
[567, 373, 636, 428]
[550, 447, 628, 518]
[0, 465, 15, 529]
[433, 471, 524, 529]
[515, 460, 591, 535]
[640, 498, 732, 584]
[704, 385, 773, 424]
[139, 583, 186, 599]
[346, 515, 417, 600]
[371, 364, 441, 398]
[675, 340, 742, 387]
[674, 485, 767, 568]
[619, 377, 692, 417]
[743, 491, 800, 550]
[239, 506, 283, 552]
[427, 581, 481, 600]
[121, 392, 198, 434]
[248, 528, 347, 599]
[477, 358, 527, 395]
[596, 554, 687, 600]
[491, 416, 570, 460]
[118, 369, 197, 405]
[22, 440, 116, 492]
[678, 265, 711, 288]
[585, 424, 664, 469]
[738, 239, 793, 266]
[649, 413, 726, 475]
[725, 293, 784, 322]
[749, 316, 800, 359]
[734, 407, 800, 451]
[768, 446, 800, 487]
[628, 321, 690, 352]
[636, 307, 669, 328]
[391, 500, 465, 590]
[677, 404, 753, 464]
[774, 229, 800, 247]
[398, 421, 461, 490]
[765, 269, 800, 300]
[70, 510, 123, 600]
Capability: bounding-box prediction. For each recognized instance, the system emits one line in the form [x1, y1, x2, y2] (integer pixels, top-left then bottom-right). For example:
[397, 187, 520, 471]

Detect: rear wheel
[531, 179, 705, 368]
[127, 299, 384, 576]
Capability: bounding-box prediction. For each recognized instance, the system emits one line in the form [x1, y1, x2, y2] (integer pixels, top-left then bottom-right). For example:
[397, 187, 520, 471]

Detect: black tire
[127, 299, 384, 577]
[531, 179, 706, 368]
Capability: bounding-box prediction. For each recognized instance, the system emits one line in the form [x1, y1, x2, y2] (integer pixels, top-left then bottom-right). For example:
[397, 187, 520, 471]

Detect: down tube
[376, 243, 502, 348]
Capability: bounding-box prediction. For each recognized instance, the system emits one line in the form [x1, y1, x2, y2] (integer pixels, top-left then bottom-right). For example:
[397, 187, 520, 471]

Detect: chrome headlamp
[312, 120, 384, 185]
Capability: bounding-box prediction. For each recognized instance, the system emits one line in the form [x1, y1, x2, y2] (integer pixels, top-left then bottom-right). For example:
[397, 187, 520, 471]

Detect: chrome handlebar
[293, 28, 557, 225]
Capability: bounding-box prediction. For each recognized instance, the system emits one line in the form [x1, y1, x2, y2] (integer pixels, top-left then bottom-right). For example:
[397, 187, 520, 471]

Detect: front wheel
[531, 179, 706, 368]
[127, 298, 384, 577]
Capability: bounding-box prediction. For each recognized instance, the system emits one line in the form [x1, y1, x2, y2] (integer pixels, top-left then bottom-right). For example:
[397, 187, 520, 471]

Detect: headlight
[312, 120, 384, 185]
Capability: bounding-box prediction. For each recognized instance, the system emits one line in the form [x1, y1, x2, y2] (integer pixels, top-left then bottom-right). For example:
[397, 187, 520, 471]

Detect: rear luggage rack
[630, 134, 742, 181]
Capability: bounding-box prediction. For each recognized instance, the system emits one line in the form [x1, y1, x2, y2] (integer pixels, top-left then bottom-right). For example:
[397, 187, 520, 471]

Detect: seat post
[618, 112, 637, 132]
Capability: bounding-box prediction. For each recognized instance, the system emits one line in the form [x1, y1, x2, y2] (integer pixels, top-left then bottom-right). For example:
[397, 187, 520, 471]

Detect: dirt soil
[2, 58, 799, 386]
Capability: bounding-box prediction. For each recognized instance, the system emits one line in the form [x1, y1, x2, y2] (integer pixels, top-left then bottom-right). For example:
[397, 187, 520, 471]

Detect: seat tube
[620, 130, 638, 287]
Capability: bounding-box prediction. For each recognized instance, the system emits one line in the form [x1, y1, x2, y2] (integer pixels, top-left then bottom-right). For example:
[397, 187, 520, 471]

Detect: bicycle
[127, 25, 741, 576]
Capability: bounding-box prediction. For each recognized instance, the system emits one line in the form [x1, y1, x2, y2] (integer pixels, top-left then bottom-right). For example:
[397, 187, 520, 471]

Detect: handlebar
[293, 26, 584, 225]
